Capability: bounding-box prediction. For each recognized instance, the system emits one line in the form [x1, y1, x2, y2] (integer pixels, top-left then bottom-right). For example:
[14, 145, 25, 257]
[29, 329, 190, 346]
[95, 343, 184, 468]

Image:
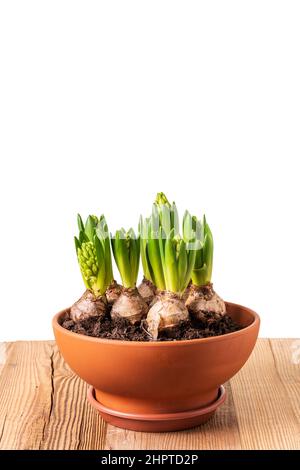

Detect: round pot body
[53, 301, 259, 431]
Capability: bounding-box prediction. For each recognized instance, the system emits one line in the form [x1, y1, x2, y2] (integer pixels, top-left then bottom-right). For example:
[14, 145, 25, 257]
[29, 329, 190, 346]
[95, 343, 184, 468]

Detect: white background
[0, 1, 299, 340]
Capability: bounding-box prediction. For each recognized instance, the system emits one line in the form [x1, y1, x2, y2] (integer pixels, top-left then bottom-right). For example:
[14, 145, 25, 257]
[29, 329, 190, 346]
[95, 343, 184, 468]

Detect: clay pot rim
[52, 301, 260, 347]
[87, 385, 226, 421]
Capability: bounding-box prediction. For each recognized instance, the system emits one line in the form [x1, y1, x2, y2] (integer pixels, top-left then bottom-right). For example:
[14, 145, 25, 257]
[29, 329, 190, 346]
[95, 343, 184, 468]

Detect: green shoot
[140, 200, 196, 295]
[183, 211, 213, 287]
[159, 228, 196, 295]
[139, 192, 180, 286]
[111, 228, 140, 288]
[153, 192, 179, 237]
[139, 216, 166, 290]
[74, 214, 113, 297]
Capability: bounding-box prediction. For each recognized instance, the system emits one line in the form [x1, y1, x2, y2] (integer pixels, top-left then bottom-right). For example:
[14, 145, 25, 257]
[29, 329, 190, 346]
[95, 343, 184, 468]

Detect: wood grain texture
[0, 341, 106, 450]
[269, 339, 300, 438]
[230, 339, 300, 450]
[0, 339, 299, 450]
[0, 341, 54, 449]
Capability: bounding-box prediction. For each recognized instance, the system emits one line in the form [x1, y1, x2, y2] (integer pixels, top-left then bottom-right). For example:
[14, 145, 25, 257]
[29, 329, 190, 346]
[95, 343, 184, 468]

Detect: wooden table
[0, 339, 299, 450]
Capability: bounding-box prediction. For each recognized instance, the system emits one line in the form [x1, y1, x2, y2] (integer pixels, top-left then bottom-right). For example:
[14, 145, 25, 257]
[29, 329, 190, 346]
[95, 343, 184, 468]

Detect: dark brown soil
[61, 310, 242, 342]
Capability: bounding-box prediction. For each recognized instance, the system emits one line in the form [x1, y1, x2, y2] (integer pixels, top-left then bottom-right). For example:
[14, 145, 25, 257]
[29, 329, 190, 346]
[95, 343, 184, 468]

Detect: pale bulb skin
[105, 280, 122, 306]
[70, 290, 107, 322]
[111, 287, 148, 324]
[185, 283, 226, 321]
[137, 277, 157, 305]
[146, 291, 189, 340]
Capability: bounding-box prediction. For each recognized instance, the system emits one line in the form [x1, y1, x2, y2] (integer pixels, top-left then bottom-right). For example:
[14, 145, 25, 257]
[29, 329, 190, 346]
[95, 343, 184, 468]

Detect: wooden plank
[0, 341, 106, 450]
[39, 345, 106, 450]
[0, 341, 54, 449]
[230, 338, 300, 450]
[105, 382, 241, 450]
[269, 339, 300, 427]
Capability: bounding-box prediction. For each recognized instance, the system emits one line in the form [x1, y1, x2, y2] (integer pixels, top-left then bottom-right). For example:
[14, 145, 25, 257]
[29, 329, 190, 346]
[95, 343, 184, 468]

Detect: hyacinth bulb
[70, 290, 107, 322]
[185, 283, 226, 322]
[146, 291, 189, 340]
[72, 214, 113, 322]
[111, 287, 148, 324]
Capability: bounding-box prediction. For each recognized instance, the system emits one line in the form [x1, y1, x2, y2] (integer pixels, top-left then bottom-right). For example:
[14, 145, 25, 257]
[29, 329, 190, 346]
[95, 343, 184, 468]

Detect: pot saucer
[87, 385, 226, 432]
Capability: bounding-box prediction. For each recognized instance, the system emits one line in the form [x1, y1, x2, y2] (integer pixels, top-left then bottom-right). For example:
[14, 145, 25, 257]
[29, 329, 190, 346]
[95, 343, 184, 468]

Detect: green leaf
[97, 215, 113, 286]
[183, 210, 193, 242]
[139, 216, 152, 281]
[75, 212, 113, 296]
[171, 202, 179, 235]
[164, 236, 178, 292]
[74, 236, 81, 253]
[147, 236, 166, 290]
[194, 245, 203, 270]
[203, 221, 213, 282]
[160, 203, 171, 236]
[190, 215, 214, 286]
[177, 240, 187, 292]
[77, 214, 85, 232]
[183, 247, 196, 291]
[85, 215, 97, 242]
[158, 226, 167, 282]
[155, 192, 171, 207]
[79, 229, 89, 244]
[111, 229, 137, 288]
[94, 233, 104, 267]
[151, 205, 160, 239]
[128, 228, 139, 284]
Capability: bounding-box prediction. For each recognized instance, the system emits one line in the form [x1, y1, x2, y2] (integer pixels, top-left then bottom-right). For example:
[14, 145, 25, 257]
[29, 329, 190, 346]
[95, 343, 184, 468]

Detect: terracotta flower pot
[52, 301, 260, 432]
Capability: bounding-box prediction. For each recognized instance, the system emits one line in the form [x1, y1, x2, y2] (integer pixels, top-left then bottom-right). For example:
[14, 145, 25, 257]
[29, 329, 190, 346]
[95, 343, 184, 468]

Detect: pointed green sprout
[139, 215, 153, 283]
[142, 214, 166, 290]
[139, 192, 180, 286]
[159, 228, 196, 295]
[74, 214, 113, 297]
[111, 228, 140, 288]
[153, 192, 179, 237]
[96, 215, 114, 287]
[140, 201, 196, 296]
[183, 211, 213, 287]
